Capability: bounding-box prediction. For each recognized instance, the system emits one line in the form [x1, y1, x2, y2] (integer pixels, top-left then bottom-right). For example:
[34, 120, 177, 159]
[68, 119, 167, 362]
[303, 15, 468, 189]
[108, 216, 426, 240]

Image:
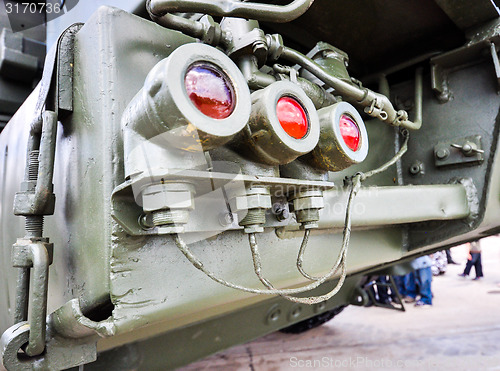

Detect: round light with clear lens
[339, 114, 360, 151]
[276, 97, 309, 139]
[184, 63, 235, 119]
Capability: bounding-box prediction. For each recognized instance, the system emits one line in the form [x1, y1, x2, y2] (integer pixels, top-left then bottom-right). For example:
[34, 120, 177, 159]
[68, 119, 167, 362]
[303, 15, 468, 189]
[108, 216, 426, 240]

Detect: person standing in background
[459, 240, 483, 280]
[404, 256, 433, 307]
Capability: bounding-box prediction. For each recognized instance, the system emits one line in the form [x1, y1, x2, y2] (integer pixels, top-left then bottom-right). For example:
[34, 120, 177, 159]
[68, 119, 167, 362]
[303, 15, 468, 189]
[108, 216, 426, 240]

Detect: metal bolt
[435, 148, 449, 160]
[218, 212, 234, 227]
[240, 208, 266, 227]
[409, 161, 424, 176]
[25, 216, 44, 238]
[272, 203, 290, 222]
[25, 150, 44, 238]
[252, 41, 268, 65]
[28, 150, 40, 181]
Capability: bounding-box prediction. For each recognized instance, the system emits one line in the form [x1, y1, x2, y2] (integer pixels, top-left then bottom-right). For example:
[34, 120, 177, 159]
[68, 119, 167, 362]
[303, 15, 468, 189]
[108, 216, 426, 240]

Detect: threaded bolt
[25, 216, 43, 238]
[239, 209, 266, 227]
[435, 148, 449, 160]
[151, 209, 190, 227]
[272, 203, 290, 222]
[24, 151, 44, 238]
[28, 150, 40, 181]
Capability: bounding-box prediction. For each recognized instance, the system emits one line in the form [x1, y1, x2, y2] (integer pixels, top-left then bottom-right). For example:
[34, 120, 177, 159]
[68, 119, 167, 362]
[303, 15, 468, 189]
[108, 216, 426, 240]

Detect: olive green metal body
[1, 1, 500, 369]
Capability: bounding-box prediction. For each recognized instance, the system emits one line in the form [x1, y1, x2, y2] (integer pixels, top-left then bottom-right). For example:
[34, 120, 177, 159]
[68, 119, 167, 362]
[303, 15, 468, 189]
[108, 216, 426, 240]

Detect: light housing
[122, 43, 251, 156]
[236, 81, 320, 165]
[308, 102, 368, 171]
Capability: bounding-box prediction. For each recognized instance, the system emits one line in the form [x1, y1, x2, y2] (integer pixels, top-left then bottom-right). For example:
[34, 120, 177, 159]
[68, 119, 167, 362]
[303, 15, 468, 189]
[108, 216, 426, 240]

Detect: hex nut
[141, 183, 195, 213]
[243, 225, 264, 234]
[293, 196, 324, 211]
[435, 148, 449, 160]
[234, 194, 272, 211]
[409, 161, 424, 176]
[157, 225, 185, 235]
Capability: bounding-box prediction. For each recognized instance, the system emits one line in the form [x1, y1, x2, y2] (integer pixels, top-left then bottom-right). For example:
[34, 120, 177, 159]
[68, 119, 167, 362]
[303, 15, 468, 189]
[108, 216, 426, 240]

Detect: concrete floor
[181, 236, 500, 370]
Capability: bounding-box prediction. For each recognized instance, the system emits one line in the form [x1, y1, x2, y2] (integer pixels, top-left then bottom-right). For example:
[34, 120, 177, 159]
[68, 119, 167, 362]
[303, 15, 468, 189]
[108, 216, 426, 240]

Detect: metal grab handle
[147, 0, 315, 23]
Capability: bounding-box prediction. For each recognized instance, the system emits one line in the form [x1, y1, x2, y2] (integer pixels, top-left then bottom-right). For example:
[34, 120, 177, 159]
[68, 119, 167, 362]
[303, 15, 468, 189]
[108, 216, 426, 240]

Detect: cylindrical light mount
[308, 102, 368, 171]
[123, 43, 252, 152]
[235, 81, 320, 165]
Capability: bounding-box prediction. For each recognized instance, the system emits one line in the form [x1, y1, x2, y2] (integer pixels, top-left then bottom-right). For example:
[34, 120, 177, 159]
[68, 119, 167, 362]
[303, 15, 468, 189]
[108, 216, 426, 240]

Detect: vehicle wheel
[279, 305, 346, 334]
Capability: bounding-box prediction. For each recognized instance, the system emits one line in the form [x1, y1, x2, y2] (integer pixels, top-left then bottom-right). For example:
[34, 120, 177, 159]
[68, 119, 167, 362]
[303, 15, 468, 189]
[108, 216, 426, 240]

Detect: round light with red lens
[184, 63, 235, 119]
[276, 96, 309, 139]
[339, 114, 360, 151]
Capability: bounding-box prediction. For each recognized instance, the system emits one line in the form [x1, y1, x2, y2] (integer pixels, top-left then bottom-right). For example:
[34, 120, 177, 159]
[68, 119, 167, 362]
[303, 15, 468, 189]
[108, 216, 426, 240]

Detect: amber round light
[339, 114, 360, 151]
[276, 97, 309, 139]
[184, 63, 235, 119]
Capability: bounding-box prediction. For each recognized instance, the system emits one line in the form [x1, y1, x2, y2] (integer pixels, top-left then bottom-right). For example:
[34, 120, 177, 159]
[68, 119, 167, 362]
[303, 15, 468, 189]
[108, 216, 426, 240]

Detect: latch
[434, 135, 484, 168]
[7, 239, 54, 357]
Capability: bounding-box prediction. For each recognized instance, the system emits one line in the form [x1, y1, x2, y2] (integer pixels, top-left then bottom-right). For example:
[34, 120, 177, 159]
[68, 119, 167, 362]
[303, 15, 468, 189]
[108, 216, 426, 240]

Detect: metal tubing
[377, 69, 422, 131]
[405, 67, 423, 131]
[281, 47, 366, 99]
[147, 0, 315, 23]
[152, 13, 205, 37]
[238, 55, 277, 90]
[281, 47, 421, 130]
[363, 51, 440, 84]
[24, 243, 50, 357]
